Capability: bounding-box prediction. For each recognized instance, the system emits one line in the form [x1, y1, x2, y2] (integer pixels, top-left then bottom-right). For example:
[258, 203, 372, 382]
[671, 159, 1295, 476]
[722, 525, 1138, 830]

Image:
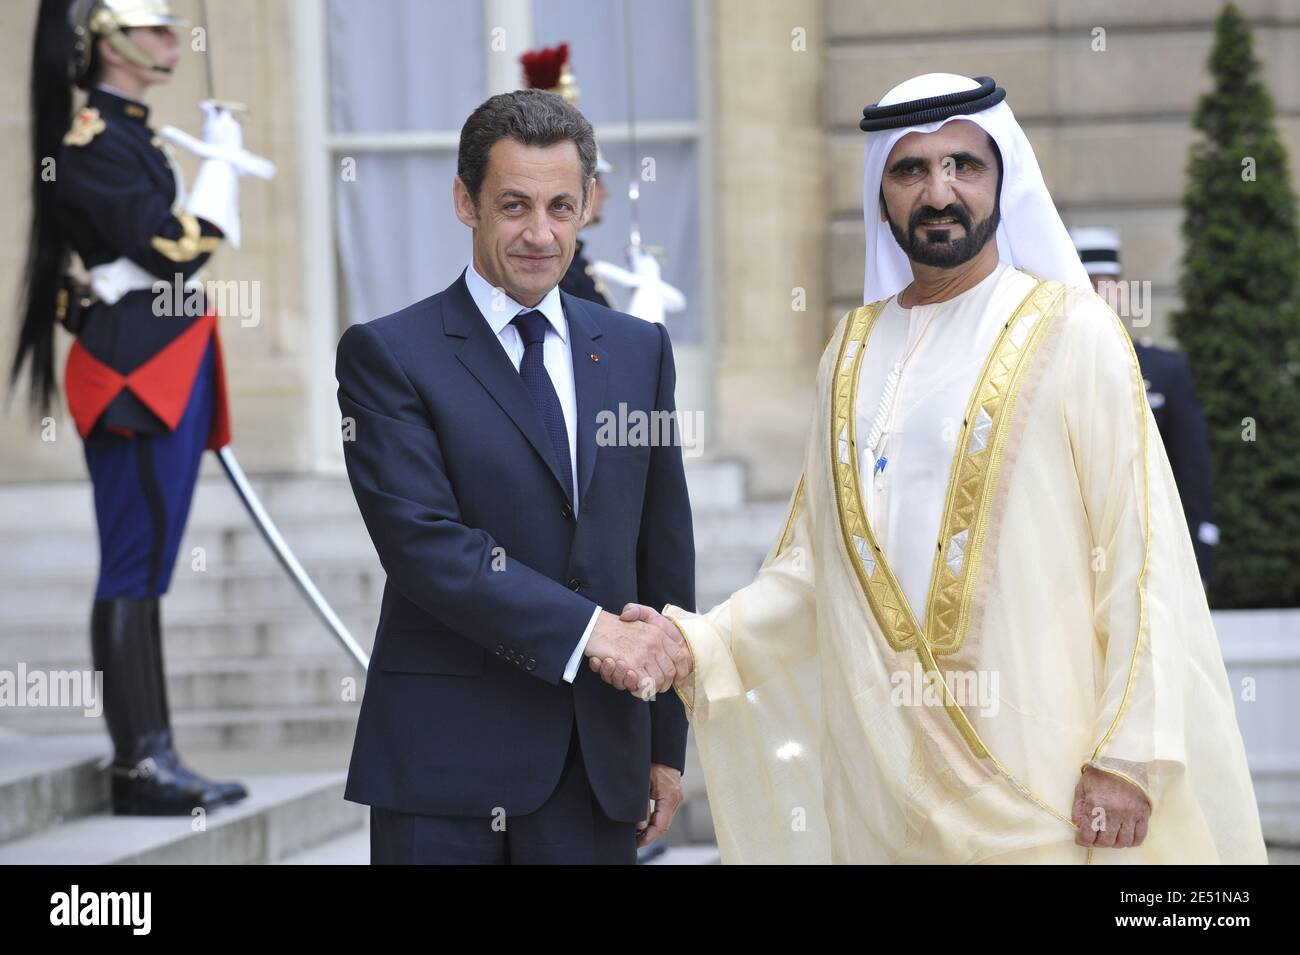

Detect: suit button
[568, 578, 581, 591]
[494, 644, 504, 655]
[561, 504, 573, 520]
[525, 658, 537, 671]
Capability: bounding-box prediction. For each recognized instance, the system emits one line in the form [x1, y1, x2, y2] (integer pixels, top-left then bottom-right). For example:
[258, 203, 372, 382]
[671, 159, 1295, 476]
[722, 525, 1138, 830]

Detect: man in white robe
[591, 73, 1266, 864]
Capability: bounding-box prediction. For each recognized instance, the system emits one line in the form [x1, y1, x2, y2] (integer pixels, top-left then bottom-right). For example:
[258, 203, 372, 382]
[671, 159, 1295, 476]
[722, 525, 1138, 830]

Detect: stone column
[710, 0, 829, 498]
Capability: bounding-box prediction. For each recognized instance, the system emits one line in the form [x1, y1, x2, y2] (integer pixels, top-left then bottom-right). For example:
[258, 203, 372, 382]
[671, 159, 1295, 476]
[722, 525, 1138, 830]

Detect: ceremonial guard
[1071, 227, 1219, 585]
[12, 0, 248, 814]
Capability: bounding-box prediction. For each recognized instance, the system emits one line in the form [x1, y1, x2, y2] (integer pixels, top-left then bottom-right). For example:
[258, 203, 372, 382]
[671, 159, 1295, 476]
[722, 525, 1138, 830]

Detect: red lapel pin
[589, 353, 600, 363]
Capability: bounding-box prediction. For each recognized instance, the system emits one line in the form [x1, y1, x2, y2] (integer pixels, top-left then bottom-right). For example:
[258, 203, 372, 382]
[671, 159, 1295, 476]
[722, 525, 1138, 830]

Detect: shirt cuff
[563, 605, 603, 683]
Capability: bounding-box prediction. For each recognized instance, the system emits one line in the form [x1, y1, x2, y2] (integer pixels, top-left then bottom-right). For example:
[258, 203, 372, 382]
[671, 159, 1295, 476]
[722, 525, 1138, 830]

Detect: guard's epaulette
[63, 107, 106, 147]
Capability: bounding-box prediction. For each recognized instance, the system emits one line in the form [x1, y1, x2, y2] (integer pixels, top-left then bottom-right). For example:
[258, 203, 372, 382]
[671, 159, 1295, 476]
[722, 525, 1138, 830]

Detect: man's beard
[886, 200, 1000, 268]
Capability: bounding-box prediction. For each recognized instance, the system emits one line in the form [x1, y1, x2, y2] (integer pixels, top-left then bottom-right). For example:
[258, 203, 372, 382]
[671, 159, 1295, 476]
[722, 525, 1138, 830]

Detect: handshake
[584, 604, 693, 699]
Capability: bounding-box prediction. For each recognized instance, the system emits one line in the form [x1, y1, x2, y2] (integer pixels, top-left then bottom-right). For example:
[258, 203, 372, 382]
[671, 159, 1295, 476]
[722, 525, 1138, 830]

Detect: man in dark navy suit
[335, 89, 695, 864]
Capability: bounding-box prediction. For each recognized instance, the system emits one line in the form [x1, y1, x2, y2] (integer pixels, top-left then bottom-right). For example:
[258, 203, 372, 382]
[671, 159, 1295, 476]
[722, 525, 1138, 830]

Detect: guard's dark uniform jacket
[57, 86, 230, 448]
[1134, 341, 1217, 583]
[559, 239, 611, 307]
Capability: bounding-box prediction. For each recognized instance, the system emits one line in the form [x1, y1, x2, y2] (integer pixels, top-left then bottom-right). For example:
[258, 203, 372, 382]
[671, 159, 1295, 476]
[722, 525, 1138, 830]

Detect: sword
[197, 0, 247, 114]
[160, 0, 277, 180]
[217, 446, 370, 671]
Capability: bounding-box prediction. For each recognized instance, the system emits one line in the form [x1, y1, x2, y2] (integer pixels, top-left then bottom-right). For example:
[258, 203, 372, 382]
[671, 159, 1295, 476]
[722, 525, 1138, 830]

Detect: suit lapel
[443, 273, 572, 499]
[563, 292, 608, 509]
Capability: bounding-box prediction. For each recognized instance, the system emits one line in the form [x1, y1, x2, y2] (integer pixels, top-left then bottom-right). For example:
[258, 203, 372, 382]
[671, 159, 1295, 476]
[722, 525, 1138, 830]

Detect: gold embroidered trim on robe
[1087, 309, 1154, 765]
[924, 280, 1067, 653]
[775, 474, 806, 556]
[667, 614, 696, 713]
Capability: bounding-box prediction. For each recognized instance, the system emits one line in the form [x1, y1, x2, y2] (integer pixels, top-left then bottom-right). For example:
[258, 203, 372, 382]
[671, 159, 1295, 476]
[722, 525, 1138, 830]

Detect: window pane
[335, 152, 468, 325]
[531, 0, 697, 123]
[327, 0, 486, 133]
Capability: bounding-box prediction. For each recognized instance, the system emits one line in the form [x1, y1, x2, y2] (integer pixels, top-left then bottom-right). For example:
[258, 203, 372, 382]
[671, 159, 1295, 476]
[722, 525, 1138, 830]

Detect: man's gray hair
[457, 89, 597, 207]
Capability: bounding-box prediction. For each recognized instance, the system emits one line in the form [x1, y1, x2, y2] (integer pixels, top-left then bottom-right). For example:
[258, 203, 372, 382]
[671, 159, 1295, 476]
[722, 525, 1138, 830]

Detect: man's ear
[578, 178, 594, 228]
[452, 177, 479, 229]
[98, 35, 126, 69]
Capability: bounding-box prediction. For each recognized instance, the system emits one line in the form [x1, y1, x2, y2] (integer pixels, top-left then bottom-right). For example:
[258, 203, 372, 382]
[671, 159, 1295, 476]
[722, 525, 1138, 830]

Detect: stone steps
[0, 454, 767, 528]
[2, 654, 362, 714]
[2, 606, 378, 666]
[2, 553, 769, 632]
[0, 730, 108, 845]
[1, 540, 770, 628]
[0, 560, 384, 625]
[0, 730, 366, 864]
[0, 504, 783, 583]
[0, 777, 363, 865]
[3, 703, 361, 752]
[0, 457, 749, 534]
[277, 825, 370, 864]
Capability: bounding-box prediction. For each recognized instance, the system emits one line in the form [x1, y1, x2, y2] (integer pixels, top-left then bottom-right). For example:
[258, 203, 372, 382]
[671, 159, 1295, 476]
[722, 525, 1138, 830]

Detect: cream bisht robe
[666, 275, 1266, 864]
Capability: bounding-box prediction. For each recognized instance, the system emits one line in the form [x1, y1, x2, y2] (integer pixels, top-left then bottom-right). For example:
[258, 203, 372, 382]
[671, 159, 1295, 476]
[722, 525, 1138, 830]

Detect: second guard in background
[1072, 227, 1219, 586]
[521, 41, 613, 307]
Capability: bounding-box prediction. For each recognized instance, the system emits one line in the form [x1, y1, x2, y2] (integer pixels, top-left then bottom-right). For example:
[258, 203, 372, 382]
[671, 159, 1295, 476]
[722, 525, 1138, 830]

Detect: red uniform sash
[65, 310, 231, 449]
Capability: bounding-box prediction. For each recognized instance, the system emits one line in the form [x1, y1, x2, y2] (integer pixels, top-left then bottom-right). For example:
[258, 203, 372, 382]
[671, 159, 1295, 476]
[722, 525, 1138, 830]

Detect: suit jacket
[336, 271, 695, 822]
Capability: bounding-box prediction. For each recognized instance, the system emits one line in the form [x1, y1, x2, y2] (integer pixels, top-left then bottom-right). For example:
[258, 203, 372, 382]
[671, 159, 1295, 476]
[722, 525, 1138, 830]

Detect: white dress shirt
[464, 260, 601, 683]
[855, 260, 1039, 620]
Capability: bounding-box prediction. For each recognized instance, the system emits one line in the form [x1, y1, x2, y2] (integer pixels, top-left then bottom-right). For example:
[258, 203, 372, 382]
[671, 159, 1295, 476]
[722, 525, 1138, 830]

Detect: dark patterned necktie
[511, 309, 573, 502]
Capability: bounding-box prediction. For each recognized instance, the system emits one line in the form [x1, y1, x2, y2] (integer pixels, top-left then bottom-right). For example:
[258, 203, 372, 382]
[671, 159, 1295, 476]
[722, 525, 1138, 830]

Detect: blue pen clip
[874, 455, 888, 474]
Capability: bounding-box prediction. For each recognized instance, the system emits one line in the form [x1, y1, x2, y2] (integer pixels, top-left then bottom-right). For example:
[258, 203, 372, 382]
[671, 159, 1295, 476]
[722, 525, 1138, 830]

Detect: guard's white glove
[186, 103, 242, 249]
[589, 249, 687, 324]
[199, 101, 243, 150]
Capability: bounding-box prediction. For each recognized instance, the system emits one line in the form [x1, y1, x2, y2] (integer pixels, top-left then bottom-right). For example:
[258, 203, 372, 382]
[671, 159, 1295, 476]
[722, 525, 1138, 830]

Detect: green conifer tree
[1173, 3, 1300, 607]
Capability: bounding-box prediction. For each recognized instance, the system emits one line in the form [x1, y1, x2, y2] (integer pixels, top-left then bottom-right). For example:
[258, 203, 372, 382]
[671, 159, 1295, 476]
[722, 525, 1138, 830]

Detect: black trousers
[369, 725, 638, 865]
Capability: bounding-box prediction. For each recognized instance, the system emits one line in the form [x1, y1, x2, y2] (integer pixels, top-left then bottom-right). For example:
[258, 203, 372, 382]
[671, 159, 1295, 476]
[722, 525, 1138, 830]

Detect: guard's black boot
[146, 600, 249, 807]
[91, 598, 223, 816]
